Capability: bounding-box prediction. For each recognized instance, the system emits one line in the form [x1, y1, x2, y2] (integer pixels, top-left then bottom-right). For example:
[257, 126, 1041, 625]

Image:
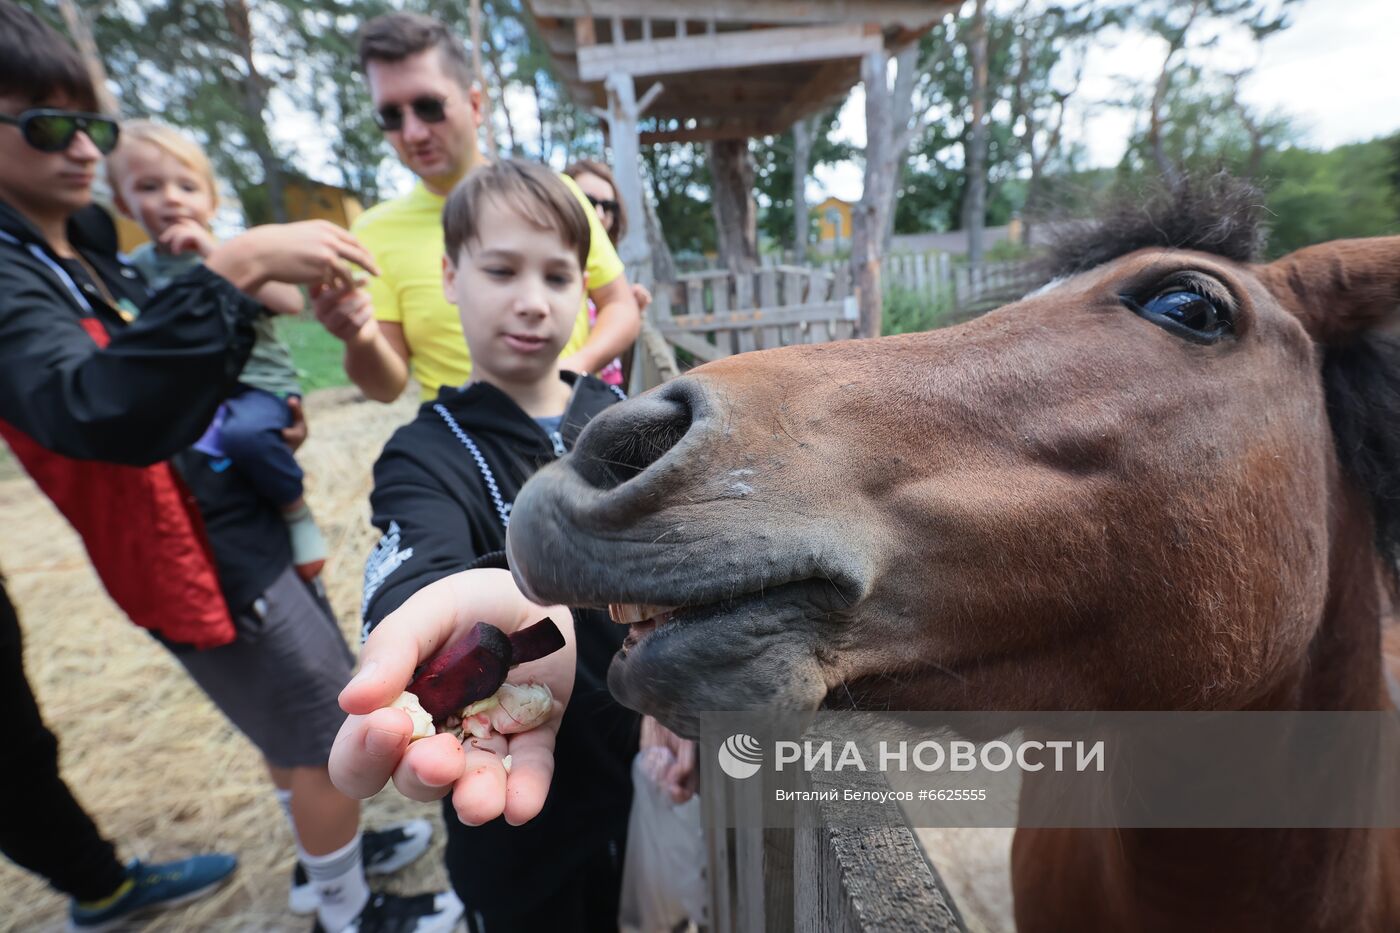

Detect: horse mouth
[607, 576, 841, 660]
[608, 602, 674, 656]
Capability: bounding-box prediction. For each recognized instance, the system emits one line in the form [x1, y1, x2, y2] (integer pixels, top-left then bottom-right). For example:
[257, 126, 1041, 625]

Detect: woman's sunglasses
[374, 96, 449, 132]
[585, 193, 619, 215]
[0, 108, 120, 155]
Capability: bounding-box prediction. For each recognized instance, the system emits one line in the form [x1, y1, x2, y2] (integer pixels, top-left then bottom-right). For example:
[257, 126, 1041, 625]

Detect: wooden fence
[700, 731, 968, 933]
[821, 253, 1042, 319]
[648, 264, 860, 364]
[625, 253, 1040, 393]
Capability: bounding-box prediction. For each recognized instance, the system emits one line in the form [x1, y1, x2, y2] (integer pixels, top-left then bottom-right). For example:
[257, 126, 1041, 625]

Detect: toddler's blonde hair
[106, 119, 220, 211]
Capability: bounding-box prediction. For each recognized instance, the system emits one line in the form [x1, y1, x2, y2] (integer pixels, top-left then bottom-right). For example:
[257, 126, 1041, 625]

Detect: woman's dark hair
[0, 1, 100, 112]
[565, 159, 627, 247]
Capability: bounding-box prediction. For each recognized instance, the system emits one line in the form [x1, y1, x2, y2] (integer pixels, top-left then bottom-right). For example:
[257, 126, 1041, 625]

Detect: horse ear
[1259, 236, 1400, 345]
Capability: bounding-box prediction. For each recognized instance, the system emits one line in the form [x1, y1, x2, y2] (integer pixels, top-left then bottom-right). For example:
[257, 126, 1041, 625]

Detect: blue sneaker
[69, 854, 238, 930]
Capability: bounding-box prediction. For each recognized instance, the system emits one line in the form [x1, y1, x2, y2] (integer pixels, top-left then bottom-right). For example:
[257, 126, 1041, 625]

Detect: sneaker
[311, 890, 464, 933]
[290, 820, 434, 914]
[69, 854, 237, 930]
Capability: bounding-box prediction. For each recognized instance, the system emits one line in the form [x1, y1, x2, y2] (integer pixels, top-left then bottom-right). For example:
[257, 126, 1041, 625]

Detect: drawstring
[435, 404, 513, 530]
[434, 385, 626, 532]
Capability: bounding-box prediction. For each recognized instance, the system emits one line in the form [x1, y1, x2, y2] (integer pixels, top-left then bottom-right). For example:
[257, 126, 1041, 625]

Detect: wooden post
[470, 0, 499, 159]
[792, 116, 815, 263]
[851, 46, 893, 339]
[594, 72, 661, 268]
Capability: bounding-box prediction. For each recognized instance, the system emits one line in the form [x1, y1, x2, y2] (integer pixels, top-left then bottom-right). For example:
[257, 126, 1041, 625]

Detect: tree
[640, 136, 715, 262]
[1005, 1, 1104, 243]
[961, 0, 990, 265]
[708, 139, 759, 274]
[1135, 0, 1300, 185]
[750, 107, 852, 259]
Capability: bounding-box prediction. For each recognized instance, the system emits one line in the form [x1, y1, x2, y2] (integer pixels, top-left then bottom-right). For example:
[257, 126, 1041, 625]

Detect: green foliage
[984, 237, 1033, 263]
[880, 283, 954, 337]
[752, 107, 852, 250]
[1262, 135, 1400, 257]
[641, 139, 716, 258]
[889, 2, 1099, 238]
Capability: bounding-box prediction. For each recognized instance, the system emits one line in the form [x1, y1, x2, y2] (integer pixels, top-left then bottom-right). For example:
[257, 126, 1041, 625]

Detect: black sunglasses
[374, 96, 449, 132]
[0, 108, 120, 155]
[585, 193, 619, 215]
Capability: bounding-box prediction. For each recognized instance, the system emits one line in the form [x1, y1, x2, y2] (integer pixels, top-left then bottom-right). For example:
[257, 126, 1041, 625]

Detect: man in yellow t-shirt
[312, 12, 640, 402]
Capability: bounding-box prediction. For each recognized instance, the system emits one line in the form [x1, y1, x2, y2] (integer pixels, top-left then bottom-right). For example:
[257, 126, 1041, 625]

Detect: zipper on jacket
[549, 430, 566, 457]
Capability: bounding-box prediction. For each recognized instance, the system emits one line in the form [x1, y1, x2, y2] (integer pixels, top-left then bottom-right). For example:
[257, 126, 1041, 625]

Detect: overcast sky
[279, 0, 1398, 207]
[813, 0, 1400, 202]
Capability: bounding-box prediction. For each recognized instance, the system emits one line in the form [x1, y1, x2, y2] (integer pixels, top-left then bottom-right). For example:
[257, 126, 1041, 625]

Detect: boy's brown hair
[0, 1, 99, 111]
[443, 159, 590, 272]
[357, 12, 474, 88]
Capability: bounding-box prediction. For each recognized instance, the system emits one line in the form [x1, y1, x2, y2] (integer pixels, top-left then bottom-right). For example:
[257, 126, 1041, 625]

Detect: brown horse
[507, 184, 1400, 932]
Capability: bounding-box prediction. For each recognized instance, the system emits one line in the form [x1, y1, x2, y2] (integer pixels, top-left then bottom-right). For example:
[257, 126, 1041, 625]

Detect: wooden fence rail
[700, 732, 969, 933]
[624, 254, 1040, 393]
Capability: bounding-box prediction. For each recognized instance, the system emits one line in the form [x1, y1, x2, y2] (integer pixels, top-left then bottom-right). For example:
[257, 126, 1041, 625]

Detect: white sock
[300, 835, 370, 932]
[274, 788, 299, 847]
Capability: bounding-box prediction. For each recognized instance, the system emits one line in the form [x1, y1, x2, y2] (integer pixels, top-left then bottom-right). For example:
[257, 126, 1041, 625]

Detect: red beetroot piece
[407, 622, 513, 721]
[508, 617, 566, 664]
[406, 618, 566, 723]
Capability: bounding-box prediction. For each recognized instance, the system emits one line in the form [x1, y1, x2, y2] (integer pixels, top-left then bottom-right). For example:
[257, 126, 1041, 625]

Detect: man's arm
[312, 283, 411, 403]
[562, 275, 642, 375]
[346, 319, 410, 403]
[254, 281, 305, 316]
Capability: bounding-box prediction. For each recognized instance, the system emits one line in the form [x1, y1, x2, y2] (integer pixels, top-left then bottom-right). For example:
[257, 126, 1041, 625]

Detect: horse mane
[1324, 336, 1400, 585]
[1041, 171, 1269, 279]
[1042, 171, 1400, 582]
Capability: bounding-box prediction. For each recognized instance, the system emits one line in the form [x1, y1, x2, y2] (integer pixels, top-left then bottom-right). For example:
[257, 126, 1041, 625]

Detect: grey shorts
[166, 566, 355, 769]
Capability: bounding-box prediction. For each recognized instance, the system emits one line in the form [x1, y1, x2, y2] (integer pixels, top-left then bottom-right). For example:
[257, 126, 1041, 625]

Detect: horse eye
[1121, 289, 1232, 343]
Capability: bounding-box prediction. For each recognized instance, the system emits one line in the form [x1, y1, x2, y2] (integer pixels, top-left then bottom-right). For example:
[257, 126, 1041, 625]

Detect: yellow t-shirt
[352, 173, 624, 400]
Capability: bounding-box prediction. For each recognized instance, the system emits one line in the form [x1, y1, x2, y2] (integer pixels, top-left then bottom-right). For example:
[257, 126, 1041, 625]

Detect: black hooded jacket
[0, 200, 288, 617]
[363, 373, 640, 908]
[0, 199, 261, 465]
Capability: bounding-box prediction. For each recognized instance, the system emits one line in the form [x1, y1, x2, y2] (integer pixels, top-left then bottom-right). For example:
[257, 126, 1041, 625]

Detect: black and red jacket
[0, 199, 266, 647]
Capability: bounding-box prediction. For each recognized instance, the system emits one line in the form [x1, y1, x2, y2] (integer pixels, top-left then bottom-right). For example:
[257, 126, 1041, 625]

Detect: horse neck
[1107, 480, 1394, 931]
[1254, 475, 1388, 713]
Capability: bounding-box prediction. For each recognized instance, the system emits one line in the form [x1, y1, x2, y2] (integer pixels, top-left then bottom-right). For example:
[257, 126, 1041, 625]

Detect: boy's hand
[631, 282, 653, 314]
[312, 283, 376, 344]
[329, 569, 576, 827]
[206, 221, 380, 296]
[159, 219, 218, 258]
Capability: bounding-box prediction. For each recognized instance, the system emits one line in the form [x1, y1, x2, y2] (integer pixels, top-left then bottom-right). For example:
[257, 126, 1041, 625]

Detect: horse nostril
[572, 380, 699, 491]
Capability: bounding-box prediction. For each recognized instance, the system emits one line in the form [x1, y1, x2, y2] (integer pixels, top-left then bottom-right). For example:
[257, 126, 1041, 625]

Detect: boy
[108, 120, 327, 580]
[0, 7, 457, 930]
[360, 160, 639, 932]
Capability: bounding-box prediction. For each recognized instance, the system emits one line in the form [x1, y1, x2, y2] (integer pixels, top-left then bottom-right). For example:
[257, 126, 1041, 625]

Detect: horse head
[508, 179, 1400, 737]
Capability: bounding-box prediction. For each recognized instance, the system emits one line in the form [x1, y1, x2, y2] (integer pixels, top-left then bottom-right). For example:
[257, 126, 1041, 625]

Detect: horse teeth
[608, 603, 674, 625]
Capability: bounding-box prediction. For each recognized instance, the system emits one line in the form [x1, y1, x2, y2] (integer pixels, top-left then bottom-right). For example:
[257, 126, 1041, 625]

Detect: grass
[881, 282, 956, 336]
[277, 315, 351, 393]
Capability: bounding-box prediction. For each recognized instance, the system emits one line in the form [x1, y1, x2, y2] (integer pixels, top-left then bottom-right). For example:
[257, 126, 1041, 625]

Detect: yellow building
[815, 196, 853, 247]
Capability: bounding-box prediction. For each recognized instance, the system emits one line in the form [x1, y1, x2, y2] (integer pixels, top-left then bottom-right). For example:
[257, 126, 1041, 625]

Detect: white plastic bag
[619, 747, 707, 933]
